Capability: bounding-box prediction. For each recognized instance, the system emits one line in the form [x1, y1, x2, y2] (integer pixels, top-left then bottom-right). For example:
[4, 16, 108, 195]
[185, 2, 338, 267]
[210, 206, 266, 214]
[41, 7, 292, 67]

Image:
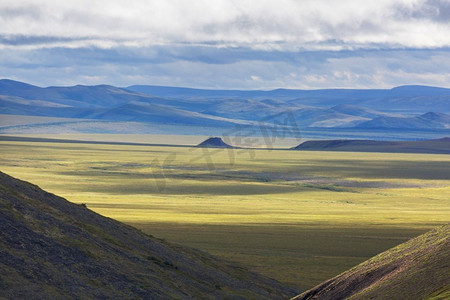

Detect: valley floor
[1, 136, 449, 289]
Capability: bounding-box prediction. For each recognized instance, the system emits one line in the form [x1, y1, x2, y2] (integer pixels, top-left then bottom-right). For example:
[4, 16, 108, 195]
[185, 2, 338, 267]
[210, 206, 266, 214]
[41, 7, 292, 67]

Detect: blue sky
[1, 0, 450, 89]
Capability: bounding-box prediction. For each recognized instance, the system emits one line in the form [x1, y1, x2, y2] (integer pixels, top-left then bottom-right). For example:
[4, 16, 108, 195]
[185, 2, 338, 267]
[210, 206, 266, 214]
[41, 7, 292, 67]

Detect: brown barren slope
[293, 224, 450, 300]
[0, 171, 299, 299]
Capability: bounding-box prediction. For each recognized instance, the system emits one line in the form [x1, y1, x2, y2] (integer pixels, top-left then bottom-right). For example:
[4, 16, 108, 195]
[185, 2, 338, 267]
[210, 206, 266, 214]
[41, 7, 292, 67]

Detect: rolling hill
[127, 84, 450, 113]
[292, 223, 450, 300]
[1, 79, 450, 137]
[0, 171, 299, 299]
[358, 112, 450, 129]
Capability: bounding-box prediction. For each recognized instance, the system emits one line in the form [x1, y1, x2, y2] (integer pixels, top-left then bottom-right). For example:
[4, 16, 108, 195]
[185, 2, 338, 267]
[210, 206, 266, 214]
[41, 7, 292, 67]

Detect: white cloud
[1, 0, 450, 49]
[1, 46, 449, 89]
[1, 1, 449, 89]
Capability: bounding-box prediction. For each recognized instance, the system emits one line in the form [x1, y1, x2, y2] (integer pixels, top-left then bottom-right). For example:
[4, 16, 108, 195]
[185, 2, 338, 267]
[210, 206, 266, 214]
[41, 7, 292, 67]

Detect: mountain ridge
[1, 79, 450, 136]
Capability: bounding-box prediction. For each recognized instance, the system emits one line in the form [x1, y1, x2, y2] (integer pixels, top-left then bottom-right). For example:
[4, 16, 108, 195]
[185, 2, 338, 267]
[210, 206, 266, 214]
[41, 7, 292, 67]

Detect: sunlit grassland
[1, 140, 449, 289]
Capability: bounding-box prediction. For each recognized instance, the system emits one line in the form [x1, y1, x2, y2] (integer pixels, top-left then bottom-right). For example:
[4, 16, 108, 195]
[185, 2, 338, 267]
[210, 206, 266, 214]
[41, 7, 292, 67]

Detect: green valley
[1, 138, 449, 289]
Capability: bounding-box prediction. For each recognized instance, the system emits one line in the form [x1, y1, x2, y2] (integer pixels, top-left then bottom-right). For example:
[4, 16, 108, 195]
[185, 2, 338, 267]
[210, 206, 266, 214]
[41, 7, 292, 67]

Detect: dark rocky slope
[196, 137, 234, 148]
[293, 137, 450, 154]
[0, 171, 298, 299]
[292, 224, 450, 300]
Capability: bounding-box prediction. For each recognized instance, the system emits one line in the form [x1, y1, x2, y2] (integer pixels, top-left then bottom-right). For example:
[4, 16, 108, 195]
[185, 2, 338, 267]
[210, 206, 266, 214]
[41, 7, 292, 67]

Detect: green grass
[1, 139, 449, 289]
[427, 289, 450, 300]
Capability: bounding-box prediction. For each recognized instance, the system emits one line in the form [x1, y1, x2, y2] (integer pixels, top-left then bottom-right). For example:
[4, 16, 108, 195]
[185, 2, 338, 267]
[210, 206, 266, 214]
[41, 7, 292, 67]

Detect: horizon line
[1, 78, 450, 91]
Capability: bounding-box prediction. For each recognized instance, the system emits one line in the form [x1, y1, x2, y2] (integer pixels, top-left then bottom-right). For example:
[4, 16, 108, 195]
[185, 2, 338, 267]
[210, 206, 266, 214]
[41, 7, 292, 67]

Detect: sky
[1, 0, 450, 89]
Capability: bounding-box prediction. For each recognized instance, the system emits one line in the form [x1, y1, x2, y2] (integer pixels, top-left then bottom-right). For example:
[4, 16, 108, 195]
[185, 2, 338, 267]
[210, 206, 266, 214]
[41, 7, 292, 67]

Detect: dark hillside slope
[197, 137, 235, 148]
[293, 224, 450, 300]
[293, 137, 450, 154]
[0, 171, 298, 299]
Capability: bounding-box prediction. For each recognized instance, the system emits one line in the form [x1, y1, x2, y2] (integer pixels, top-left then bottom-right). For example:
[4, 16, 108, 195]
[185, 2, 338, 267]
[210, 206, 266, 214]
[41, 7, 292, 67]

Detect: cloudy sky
[1, 0, 450, 89]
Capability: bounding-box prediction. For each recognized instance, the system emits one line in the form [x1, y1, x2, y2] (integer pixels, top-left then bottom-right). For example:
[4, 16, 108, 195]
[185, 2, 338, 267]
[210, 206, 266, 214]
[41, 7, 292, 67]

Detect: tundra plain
[1, 138, 449, 289]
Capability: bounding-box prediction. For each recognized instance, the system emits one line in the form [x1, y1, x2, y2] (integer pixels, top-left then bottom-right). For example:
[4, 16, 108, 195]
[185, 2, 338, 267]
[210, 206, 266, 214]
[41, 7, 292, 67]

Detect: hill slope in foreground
[293, 224, 450, 300]
[0, 171, 298, 299]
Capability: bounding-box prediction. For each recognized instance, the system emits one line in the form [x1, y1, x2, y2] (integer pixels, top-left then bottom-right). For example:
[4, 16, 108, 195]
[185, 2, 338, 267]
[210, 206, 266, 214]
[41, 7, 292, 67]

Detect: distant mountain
[87, 102, 249, 127]
[291, 107, 369, 128]
[0, 171, 298, 299]
[358, 112, 450, 129]
[1, 79, 450, 137]
[0, 80, 248, 128]
[328, 104, 399, 119]
[389, 84, 450, 96]
[127, 84, 269, 99]
[197, 137, 234, 148]
[128, 84, 450, 113]
[0, 79, 150, 108]
[200, 98, 294, 120]
[293, 224, 450, 300]
[292, 137, 450, 154]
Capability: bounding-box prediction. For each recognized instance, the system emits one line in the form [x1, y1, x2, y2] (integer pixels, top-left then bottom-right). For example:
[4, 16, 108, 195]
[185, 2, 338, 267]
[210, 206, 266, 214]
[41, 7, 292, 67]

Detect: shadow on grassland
[61, 180, 302, 195]
[129, 222, 430, 290]
[283, 159, 450, 180]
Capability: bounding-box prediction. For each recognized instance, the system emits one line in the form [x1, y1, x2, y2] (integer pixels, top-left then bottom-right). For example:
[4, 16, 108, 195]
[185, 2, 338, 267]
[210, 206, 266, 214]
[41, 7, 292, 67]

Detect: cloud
[395, 0, 450, 22]
[0, 35, 87, 46]
[1, 0, 450, 50]
[1, 1, 449, 89]
[1, 46, 449, 89]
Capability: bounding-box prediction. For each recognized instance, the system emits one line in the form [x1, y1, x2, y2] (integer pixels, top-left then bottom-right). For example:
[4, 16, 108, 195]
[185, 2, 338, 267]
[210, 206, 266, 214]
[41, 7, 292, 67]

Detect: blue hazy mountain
[128, 84, 450, 113]
[1, 79, 449, 137]
[358, 112, 450, 129]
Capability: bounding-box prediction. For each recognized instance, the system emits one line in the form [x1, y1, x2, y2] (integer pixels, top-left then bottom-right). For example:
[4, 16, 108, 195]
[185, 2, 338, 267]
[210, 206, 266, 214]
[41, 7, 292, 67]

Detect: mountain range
[1, 79, 449, 139]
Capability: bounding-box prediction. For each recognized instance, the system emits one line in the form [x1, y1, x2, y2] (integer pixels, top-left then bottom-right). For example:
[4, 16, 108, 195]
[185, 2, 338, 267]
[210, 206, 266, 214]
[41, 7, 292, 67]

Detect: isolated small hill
[292, 138, 450, 154]
[197, 137, 234, 148]
[293, 224, 450, 300]
[0, 171, 298, 299]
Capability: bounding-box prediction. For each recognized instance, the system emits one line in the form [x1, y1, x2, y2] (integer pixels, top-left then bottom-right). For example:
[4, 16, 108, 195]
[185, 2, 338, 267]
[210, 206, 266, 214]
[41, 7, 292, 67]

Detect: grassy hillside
[0, 171, 299, 299]
[1, 138, 448, 289]
[294, 224, 450, 300]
